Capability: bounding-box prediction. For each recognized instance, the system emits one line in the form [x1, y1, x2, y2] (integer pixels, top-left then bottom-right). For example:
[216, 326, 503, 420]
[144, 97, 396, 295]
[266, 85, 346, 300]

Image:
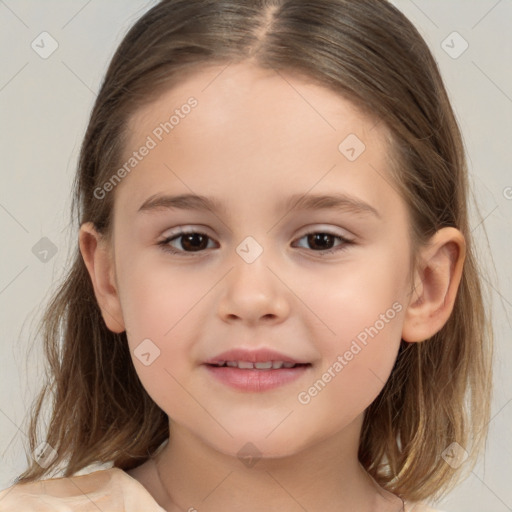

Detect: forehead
[128, 61, 376, 144]
[113, 61, 398, 221]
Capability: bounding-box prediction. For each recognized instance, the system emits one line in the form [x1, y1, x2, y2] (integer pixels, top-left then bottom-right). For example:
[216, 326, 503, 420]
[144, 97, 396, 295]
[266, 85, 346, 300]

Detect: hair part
[18, 0, 493, 503]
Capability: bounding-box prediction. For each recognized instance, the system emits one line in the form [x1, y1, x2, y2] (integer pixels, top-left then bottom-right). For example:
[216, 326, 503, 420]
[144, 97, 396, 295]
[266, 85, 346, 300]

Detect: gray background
[0, 1, 511, 511]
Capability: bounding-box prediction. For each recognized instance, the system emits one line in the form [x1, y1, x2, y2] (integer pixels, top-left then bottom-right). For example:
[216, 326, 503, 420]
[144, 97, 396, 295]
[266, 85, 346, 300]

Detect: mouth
[204, 362, 311, 392]
[206, 360, 310, 370]
[203, 349, 312, 392]
[204, 347, 311, 367]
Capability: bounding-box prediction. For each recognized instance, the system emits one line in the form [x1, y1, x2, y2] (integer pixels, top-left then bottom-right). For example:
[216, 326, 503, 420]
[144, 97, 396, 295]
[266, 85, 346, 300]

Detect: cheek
[294, 296, 404, 441]
[117, 253, 207, 342]
[294, 251, 407, 407]
[120, 286, 199, 422]
[302, 250, 407, 349]
[115, 258, 208, 408]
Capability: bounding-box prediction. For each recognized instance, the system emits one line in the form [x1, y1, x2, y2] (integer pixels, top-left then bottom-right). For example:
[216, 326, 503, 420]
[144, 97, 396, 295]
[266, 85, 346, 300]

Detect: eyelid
[295, 224, 354, 239]
[161, 225, 215, 239]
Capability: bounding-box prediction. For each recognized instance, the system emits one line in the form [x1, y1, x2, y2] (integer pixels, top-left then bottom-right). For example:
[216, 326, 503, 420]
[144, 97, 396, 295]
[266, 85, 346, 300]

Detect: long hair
[17, 0, 493, 502]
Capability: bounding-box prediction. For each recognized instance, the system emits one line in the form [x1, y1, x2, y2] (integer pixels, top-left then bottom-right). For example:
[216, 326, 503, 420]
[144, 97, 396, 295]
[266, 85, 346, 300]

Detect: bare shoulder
[0, 467, 165, 511]
[0, 468, 117, 511]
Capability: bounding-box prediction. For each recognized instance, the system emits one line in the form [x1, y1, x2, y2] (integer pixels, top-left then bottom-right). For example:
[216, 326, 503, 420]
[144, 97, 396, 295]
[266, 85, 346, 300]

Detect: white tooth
[226, 361, 238, 367]
[272, 361, 284, 369]
[238, 361, 254, 369]
[282, 362, 296, 368]
[216, 360, 226, 366]
[254, 361, 273, 369]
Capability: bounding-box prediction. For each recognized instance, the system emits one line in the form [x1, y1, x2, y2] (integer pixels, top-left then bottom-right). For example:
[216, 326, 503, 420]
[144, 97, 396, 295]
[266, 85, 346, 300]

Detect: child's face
[107, 62, 414, 457]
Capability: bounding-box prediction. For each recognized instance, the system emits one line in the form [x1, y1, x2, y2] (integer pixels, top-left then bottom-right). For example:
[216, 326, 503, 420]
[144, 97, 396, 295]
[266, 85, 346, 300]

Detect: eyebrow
[137, 192, 380, 218]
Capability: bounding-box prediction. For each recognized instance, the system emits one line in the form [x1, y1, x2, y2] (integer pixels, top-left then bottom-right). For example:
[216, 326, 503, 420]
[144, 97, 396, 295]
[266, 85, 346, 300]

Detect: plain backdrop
[0, 1, 511, 511]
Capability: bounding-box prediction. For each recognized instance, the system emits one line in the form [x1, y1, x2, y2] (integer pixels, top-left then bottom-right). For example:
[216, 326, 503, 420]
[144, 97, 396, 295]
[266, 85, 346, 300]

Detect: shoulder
[0, 467, 166, 512]
[405, 501, 448, 512]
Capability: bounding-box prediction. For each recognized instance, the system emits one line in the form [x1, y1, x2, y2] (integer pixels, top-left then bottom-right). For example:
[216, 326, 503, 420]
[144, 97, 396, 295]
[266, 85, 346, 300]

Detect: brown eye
[293, 231, 353, 255]
[158, 230, 217, 255]
[306, 233, 337, 251]
[177, 233, 209, 251]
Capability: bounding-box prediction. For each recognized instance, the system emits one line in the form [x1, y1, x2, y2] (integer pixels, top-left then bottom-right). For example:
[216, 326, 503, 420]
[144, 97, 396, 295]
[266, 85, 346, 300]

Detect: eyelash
[157, 229, 354, 257]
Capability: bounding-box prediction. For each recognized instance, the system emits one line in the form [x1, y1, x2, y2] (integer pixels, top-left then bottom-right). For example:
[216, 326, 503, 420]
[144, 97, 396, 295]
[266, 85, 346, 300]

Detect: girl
[0, 1, 493, 511]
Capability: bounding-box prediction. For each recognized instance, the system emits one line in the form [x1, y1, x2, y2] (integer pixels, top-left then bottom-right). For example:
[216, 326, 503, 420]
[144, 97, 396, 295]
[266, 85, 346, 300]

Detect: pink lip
[204, 348, 308, 365]
[203, 347, 312, 392]
[204, 364, 310, 392]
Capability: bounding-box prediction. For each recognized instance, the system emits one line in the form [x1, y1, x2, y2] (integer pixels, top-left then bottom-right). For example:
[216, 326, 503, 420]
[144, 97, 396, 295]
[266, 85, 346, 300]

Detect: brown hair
[17, 0, 493, 503]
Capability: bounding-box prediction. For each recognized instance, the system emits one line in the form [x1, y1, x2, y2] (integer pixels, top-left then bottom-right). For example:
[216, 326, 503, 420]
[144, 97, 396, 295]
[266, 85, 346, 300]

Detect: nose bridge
[217, 234, 290, 323]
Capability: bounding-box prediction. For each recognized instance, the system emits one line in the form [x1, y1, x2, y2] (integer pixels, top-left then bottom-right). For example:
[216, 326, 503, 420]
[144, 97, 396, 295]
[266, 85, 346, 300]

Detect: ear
[402, 227, 466, 342]
[79, 222, 125, 333]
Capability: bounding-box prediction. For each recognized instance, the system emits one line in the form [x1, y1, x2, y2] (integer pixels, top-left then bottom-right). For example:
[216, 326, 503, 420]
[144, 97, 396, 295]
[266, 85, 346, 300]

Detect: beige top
[0, 467, 446, 511]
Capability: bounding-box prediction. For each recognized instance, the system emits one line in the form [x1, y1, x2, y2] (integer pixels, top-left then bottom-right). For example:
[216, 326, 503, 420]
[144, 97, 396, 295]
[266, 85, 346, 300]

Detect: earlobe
[402, 227, 466, 343]
[78, 222, 125, 333]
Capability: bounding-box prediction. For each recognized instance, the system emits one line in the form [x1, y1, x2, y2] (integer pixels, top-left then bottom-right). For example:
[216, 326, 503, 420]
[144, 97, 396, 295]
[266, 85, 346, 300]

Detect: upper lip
[204, 348, 310, 365]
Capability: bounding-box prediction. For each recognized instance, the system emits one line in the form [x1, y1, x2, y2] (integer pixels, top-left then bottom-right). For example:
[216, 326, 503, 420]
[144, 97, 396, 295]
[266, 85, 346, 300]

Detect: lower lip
[204, 364, 311, 392]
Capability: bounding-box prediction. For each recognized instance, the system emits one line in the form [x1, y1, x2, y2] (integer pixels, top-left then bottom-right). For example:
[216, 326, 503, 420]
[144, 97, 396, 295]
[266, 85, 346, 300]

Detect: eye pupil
[308, 233, 335, 250]
[181, 233, 208, 251]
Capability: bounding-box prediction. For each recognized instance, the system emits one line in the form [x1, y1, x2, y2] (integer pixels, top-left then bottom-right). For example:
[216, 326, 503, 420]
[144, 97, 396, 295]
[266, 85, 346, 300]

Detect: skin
[79, 61, 465, 512]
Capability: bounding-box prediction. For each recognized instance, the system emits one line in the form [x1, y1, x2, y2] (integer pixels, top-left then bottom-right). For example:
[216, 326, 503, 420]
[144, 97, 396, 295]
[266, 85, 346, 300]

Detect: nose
[217, 253, 291, 326]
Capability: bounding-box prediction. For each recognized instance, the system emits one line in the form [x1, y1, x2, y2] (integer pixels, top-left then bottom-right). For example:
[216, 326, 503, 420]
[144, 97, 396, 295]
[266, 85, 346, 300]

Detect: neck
[150, 415, 403, 512]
